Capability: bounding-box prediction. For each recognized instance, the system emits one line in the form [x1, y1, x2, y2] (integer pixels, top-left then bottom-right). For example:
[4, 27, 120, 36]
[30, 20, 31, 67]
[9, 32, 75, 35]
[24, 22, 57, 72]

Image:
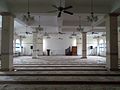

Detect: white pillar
[105, 14, 118, 70]
[32, 31, 38, 59]
[81, 32, 87, 58]
[1, 12, 14, 71]
[37, 36, 43, 56]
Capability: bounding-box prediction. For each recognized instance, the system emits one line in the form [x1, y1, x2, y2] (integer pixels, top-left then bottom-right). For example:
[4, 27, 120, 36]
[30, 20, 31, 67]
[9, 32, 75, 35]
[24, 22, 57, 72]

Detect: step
[0, 73, 120, 76]
[0, 84, 120, 90]
[15, 68, 107, 71]
[14, 65, 106, 71]
[0, 81, 120, 84]
[13, 64, 106, 67]
[1, 71, 119, 75]
[0, 76, 120, 84]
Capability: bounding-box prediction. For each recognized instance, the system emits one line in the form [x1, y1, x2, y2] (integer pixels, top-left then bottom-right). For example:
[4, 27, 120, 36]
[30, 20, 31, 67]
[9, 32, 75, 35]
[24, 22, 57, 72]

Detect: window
[16, 39, 21, 52]
[99, 39, 106, 52]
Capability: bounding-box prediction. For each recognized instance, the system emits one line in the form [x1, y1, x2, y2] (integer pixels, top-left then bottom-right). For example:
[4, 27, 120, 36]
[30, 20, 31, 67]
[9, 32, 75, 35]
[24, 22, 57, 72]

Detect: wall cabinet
[72, 46, 77, 55]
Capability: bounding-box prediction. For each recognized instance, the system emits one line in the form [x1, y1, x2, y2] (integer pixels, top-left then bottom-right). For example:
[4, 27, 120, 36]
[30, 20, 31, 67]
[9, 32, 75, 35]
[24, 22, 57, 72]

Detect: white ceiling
[0, 0, 120, 37]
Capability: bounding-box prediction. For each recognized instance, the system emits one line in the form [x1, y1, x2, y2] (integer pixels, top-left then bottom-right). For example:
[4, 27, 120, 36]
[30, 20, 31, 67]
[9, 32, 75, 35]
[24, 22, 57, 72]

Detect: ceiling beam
[9, 5, 109, 14]
[92, 16, 105, 26]
[0, 0, 8, 12]
[111, 0, 120, 13]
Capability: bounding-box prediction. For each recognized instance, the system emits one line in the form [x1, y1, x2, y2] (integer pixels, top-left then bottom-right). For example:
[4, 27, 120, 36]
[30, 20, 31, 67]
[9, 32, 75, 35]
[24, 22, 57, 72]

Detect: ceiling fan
[58, 37, 63, 40]
[51, 0, 73, 17]
[91, 32, 98, 34]
[58, 31, 65, 34]
[71, 32, 77, 36]
[25, 32, 32, 35]
[20, 26, 32, 35]
[20, 35, 26, 39]
[20, 31, 32, 35]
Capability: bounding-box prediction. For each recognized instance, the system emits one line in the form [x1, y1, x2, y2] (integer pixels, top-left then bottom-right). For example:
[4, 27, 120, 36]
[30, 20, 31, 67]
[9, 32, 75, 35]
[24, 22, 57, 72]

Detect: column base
[106, 67, 119, 71]
[81, 57, 87, 59]
[1, 67, 14, 71]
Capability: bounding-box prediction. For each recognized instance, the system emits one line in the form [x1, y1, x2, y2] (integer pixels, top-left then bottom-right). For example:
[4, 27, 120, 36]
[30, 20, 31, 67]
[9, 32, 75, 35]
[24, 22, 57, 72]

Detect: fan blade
[52, 5, 58, 9]
[26, 32, 29, 34]
[63, 6, 72, 10]
[58, 11, 62, 17]
[63, 11, 73, 15]
[59, 32, 65, 34]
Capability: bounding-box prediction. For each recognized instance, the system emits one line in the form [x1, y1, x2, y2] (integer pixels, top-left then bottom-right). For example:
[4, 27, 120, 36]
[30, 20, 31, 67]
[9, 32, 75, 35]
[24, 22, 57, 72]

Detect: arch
[99, 39, 104, 44]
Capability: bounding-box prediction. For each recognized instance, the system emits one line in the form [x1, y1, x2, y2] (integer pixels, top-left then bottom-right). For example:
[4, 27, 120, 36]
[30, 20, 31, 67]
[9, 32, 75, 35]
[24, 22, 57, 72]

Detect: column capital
[104, 13, 119, 19]
[109, 13, 120, 16]
[81, 32, 87, 34]
[0, 12, 15, 17]
[32, 31, 37, 33]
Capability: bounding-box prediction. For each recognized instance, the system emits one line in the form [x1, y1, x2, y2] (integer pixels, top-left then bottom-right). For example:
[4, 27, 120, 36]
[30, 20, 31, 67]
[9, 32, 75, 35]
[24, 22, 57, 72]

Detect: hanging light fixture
[44, 32, 49, 36]
[69, 36, 73, 39]
[77, 15, 84, 32]
[36, 16, 43, 32]
[87, 0, 98, 22]
[44, 32, 51, 39]
[70, 32, 76, 39]
[23, 0, 34, 25]
[71, 32, 77, 36]
[43, 27, 50, 38]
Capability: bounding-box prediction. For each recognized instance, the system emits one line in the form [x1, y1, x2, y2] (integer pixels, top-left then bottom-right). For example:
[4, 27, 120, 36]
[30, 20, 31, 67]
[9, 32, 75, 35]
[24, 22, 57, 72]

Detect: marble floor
[13, 56, 106, 65]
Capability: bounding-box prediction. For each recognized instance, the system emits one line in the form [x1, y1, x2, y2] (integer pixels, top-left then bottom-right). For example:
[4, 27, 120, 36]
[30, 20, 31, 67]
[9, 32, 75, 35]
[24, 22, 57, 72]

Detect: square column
[1, 12, 14, 71]
[105, 14, 118, 70]
[32, 31, 38, 59]
[81, 32, 87, 58]
[37, 36, 43, 56]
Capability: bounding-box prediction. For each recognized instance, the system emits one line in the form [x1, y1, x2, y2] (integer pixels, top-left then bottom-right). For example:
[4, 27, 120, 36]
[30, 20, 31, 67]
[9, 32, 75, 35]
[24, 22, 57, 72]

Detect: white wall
[43, 35, 76, 55]
[77, 34, 98, 56]
[43, 34, 98, 56]
[97, 31, 120, 63]
[22, 36, 33, 55]
[76, 36, 82, 55]
[87, 35, 98, 55]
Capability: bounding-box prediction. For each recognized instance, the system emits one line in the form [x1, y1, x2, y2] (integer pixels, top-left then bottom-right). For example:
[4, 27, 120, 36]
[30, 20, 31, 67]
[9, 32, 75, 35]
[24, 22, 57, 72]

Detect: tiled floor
[13, 56, 106, 65]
